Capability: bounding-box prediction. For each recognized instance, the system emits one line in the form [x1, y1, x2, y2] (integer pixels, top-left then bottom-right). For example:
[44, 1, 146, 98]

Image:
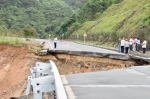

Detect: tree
[23, 28, 38, 38]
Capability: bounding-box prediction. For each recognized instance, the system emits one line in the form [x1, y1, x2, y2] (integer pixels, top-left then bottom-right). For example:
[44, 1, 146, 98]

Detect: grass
[0, 37, 23, 46]
[146, 51, 150, 54]
[33, 47, 42, 53]
[71, 0, 150, 38]
[0, 37, 44, 54]
[32, 42, 44, 54]
[69, 0, 150, 53]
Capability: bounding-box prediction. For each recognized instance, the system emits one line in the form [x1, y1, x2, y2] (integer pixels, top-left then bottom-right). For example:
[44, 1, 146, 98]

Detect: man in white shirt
[142, 39, 147, 54]
[121, 38, 125, 53]
[54, 37, 58, 48]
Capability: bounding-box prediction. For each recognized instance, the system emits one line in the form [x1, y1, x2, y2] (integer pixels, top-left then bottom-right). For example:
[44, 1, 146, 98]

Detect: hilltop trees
[0, 0, 124, 38]
[0, 0, 74, 38]
[23, 28, 38, 38]
[57, 0, 123, 38]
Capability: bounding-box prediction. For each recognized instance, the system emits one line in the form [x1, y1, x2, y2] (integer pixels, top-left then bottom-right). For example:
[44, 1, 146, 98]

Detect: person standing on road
[54, 37, 58, 48]
[129, 37, 133, 51]
[124, 39, 129, 54]
[136, 38, 140, 52]
[118, 38, 121, 53]
[121, 38, 125, 53]
[132, 37, 136, 51]
[135, 37, 138, 51]
[142, 39, 147, 54]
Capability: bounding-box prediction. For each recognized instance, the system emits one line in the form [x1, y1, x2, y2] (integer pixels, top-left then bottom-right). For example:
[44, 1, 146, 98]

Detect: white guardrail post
[26, 60, 68, 99]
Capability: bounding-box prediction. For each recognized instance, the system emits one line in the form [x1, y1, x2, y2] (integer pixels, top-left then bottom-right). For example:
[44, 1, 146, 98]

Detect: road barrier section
[26, 60, 68, 99]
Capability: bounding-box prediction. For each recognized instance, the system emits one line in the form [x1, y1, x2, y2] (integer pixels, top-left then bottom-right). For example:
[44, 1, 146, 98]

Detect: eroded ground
[0, 44, 146, 99]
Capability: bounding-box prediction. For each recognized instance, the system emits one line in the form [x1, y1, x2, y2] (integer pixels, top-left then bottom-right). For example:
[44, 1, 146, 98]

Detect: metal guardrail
[50, 60, 68, 99]
[26, 60, 68, 99]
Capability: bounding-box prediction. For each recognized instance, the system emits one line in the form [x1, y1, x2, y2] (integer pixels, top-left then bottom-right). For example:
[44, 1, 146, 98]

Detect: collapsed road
[0, 40, 149, 99]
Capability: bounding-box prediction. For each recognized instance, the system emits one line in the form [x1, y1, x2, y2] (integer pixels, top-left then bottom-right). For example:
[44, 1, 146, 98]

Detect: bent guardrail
[26, 60, 68, 99]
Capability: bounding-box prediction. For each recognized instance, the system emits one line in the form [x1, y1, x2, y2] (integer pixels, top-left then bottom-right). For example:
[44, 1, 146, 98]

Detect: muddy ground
[0, 43, 147, 99]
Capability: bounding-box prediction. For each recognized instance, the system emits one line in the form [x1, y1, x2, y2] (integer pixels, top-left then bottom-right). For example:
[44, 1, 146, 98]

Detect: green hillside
[1, 0, 150, 41]
[57, 0, 123, 38]
[62, 0, 88, 11]
[71, 0, 150, 43]
[0, 0, 88, 38]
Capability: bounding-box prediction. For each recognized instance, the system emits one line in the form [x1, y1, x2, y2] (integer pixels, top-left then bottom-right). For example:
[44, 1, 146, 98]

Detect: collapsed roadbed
[0, 44, 149, 99]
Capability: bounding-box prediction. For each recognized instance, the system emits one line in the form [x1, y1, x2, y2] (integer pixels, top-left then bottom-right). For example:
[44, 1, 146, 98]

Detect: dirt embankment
[0, 44, 147, 99]
[0, 44, 37, 99]
[40, 54, 139, 75]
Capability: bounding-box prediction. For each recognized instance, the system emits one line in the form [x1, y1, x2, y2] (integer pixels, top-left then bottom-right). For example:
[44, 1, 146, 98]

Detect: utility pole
[62, 33, 64, 40]
[49, 34, 51, 41]
[77, 34, 79, 41]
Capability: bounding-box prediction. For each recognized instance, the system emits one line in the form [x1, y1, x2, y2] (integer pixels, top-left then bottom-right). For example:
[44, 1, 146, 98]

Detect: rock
[120, 64, 126, 68]
[3, 90, 7, 94]
[77, 64, 81, 68]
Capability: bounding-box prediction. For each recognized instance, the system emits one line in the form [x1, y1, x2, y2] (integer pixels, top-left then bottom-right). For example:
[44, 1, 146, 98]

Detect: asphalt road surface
[41, 39, 150, 99]
[62, 66, 150, 99]
[48, 40, 122, 54]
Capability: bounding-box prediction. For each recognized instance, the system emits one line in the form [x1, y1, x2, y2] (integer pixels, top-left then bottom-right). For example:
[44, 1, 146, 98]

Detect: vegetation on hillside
[62, 0, 88, 11]
[0, 0, 87, 38]
[57, 0, 123, 38]
[1, 0, 150, 50]
[68, 0, 150, 49]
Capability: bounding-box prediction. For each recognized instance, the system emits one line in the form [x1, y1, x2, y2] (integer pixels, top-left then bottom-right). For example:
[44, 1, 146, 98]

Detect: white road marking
[61, 75, 76, 99]
[70, 85, 150, 88]
[61, 75, 68, 84]
[65, 85, 77, 99]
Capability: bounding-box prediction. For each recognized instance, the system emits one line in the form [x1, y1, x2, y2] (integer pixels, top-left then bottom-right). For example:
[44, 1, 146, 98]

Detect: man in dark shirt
[118, 38, 121, 53]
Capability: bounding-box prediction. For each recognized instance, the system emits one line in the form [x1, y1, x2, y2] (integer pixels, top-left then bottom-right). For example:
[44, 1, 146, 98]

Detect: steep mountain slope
[57, 0, 123, 38]
[71, 0, 150, 42]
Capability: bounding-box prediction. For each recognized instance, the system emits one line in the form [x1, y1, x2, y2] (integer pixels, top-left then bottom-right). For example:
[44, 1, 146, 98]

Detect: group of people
[118, 37, 147, 54]
[53, 36, 148, 54]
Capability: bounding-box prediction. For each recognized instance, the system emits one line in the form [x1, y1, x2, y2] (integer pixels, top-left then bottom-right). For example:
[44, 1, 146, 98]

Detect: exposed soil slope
[0, 44, 37, 99]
